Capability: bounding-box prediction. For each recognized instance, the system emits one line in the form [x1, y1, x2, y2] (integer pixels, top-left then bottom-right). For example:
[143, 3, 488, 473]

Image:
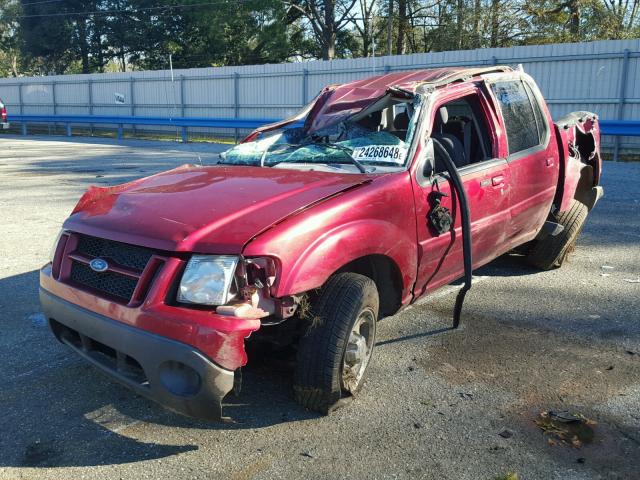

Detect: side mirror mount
[423, 137, 436, 178]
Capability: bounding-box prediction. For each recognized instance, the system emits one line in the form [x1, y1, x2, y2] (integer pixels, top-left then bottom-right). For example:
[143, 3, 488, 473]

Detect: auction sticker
[352, 145, 406, 164]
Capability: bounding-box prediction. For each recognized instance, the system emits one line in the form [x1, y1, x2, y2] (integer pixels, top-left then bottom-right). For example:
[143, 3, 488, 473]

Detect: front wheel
[527, 199, 589, 270]
[293, 273, 378, 414]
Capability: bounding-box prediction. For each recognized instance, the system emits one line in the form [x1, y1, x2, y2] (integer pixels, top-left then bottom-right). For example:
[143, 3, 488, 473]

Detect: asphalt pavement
[0, 135, 638, 480]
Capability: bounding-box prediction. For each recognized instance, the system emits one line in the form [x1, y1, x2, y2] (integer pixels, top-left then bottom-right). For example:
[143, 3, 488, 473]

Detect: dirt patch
[418, 304, 640, 411]
[417, 303, 640, 476]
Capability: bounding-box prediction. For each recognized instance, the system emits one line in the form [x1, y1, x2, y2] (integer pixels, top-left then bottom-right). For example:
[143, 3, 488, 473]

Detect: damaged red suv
[41, 66, 603, 420]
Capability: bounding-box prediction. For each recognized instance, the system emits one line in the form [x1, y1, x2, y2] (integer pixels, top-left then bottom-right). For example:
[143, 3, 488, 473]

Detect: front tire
[293, 273, 378, 414]
[527, 199, 589, 270]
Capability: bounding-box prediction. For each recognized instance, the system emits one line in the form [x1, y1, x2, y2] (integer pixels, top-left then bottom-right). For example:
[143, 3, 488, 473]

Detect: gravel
[0, 135, 638, 480]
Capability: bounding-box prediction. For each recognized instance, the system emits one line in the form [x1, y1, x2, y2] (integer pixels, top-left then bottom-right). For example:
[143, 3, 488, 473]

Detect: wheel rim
[341, 307, 376, 393]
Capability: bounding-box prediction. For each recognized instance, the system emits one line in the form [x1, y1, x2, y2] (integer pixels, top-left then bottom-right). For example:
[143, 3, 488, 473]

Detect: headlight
[178, 255, 239, 306]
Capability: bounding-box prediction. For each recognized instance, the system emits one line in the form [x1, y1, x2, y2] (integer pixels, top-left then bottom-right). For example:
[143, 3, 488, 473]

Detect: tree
[0, 0, 22, 76]
[290, 0, 359, 59]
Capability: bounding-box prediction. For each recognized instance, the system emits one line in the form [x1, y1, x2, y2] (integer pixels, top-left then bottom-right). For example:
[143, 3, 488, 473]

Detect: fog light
[158, 361, 201, 397]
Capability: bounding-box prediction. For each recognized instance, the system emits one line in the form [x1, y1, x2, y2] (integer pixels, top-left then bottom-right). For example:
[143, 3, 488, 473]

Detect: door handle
[491, 175, 505, 186]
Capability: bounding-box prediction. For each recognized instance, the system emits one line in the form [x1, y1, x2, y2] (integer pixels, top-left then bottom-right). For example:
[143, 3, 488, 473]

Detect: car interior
[351, 96, 415, 142]
[431, 95, 493, 173]
[351, 93, 493, 174]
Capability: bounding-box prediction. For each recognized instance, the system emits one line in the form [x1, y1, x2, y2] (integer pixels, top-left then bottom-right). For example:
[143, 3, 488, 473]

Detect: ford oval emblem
[89, 258, 109, 273]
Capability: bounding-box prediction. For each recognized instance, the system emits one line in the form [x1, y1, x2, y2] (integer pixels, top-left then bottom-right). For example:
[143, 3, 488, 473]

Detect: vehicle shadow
[475, 251, 540, 277]
[0, 270, 317, 468]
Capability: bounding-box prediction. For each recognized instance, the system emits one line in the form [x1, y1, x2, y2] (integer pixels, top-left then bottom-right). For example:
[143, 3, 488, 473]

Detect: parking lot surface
[0, 136, 638, 480]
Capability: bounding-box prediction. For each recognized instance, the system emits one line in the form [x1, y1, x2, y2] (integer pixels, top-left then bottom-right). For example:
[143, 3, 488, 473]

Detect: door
[487, 79, 560, 246]
[411, 86, 511, 299]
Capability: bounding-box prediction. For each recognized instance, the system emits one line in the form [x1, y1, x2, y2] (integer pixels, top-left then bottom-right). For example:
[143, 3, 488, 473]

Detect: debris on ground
[498, 429, 513, 439]
[601, 265, 615, 270]
[623, 277, 640, 283]
[493, 473, 518, 480]
[535, 410, 596, 448]
[300, 451, 314, 459]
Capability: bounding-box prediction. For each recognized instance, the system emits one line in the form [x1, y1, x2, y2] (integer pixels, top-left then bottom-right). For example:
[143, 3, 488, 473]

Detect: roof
[305, 66, 513, 132]
[330, 66, 513, 96]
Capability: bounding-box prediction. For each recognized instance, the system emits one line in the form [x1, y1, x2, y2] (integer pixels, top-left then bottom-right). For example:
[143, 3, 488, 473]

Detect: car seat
[431, 107, 468, 169]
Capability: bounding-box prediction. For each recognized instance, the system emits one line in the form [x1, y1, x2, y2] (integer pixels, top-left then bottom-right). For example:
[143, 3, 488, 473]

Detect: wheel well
[337, 254, 403, 318]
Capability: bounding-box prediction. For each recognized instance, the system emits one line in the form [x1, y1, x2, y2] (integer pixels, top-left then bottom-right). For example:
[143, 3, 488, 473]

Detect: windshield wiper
[305, 139, 368, 173]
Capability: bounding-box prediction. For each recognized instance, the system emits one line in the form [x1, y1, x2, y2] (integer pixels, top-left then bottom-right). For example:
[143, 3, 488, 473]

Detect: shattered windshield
[221, 94, 421, 173]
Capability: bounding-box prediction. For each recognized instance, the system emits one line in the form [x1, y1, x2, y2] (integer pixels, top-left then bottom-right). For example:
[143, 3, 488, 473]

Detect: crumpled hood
[64, 164, 370, 253]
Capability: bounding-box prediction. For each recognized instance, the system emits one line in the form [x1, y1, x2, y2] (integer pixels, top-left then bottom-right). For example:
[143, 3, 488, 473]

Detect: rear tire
[527, 199, 588, 270]
[293, 273, 378, 414]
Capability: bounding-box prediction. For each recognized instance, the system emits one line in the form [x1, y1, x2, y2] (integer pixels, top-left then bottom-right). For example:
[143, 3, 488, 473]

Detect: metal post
[88, 79, 93, 135]
[180, 75, 186, 118]
[302, 68, 309, 104]
[234, 72, 240, 143]
[51, 81, 56, 135]
[129, 77, 135, 116]
[384, 65, 391, 74]
[18, 83, 23, 115]
[51, 81, 57, 115]
[18, 82, 26, 136]
[613, 49, 630, 162]
[88, 79, 93, 115]
[130, 77, 135, 137]
[180, 75, 187, 142]
[491, 56, 498, 66]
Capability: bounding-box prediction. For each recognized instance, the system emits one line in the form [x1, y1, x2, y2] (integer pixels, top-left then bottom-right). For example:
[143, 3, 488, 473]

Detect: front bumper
[40, 288, 235, 421]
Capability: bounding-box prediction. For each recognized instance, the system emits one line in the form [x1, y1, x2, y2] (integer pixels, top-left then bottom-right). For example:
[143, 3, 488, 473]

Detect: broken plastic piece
[216, 303, 269, 319]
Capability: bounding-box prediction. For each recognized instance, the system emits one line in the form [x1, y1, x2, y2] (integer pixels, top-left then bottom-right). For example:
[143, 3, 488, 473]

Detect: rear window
[491, 80, 543, 155]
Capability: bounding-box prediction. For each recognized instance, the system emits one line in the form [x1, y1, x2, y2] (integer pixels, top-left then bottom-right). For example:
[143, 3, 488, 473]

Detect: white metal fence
[0, 39, 639, 149]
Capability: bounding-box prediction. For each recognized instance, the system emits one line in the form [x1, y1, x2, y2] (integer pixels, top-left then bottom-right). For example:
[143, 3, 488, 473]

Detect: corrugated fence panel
[0, 38, 638, 149]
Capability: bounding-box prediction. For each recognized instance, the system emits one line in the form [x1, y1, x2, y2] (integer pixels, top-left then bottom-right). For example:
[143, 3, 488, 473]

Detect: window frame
[413, 84, 505, 187]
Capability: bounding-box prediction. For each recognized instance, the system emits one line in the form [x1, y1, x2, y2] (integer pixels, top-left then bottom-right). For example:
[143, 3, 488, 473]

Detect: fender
[242, 171, 418, 303]
[554, 112, 603, 212]
[276, 219, 416, 301]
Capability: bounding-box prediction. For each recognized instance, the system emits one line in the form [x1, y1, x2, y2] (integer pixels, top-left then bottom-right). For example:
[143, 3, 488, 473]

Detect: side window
[490, 80, 542, 155]
[523, 82, 548, 143]
[429, 93, 493, 173]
